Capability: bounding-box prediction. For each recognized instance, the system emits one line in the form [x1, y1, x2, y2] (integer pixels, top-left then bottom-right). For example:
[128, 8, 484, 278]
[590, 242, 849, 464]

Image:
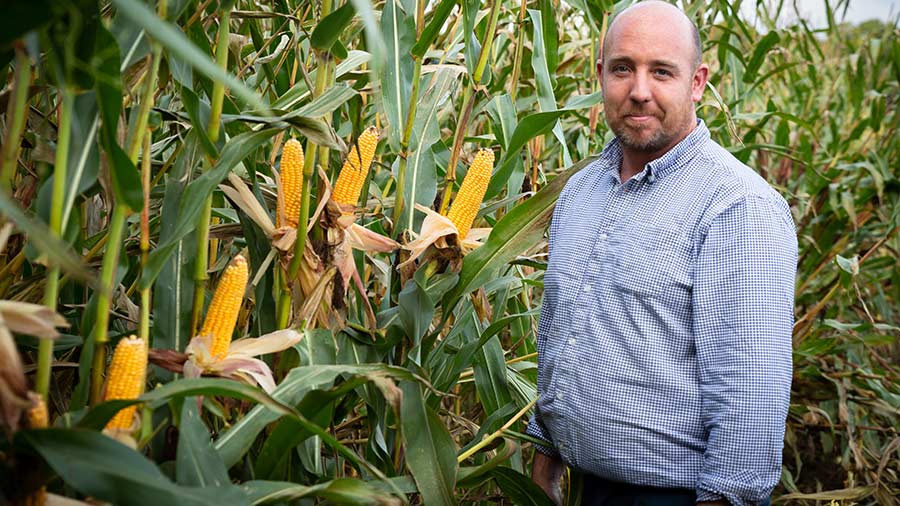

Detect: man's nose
[629, 71, 652, 103]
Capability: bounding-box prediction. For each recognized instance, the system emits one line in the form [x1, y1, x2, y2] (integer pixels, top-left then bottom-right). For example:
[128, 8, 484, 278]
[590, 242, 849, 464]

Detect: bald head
[602, 1, 702, 69]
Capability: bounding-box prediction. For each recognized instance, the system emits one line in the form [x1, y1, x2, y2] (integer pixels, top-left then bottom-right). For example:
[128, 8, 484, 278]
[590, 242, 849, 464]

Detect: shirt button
[582, 284, 592, 293]
[556, 391, 564, 400]
[599, 233, 608, 240]
[568, 338, 577, 345]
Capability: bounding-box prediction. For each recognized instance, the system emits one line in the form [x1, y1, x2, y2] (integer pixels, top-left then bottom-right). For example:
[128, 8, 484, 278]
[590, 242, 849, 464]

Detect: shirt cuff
[525, 413, 560, 458]
[696, 489, 726, 503]
[697, 479, 768, 506]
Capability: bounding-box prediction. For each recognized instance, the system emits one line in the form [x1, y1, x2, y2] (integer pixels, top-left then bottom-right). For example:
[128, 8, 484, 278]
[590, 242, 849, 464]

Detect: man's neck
[617, 119, 698, 183]
[619, 151, 659, 183]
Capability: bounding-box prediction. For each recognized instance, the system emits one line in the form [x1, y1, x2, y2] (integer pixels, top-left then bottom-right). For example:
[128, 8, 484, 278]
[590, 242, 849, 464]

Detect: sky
[747, 0, 899, 27]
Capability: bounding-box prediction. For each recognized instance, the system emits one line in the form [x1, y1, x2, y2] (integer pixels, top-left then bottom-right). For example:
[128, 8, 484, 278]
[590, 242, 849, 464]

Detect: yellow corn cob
[278, 138, 304, 228]
[103, 335, 148, 431]
[27, 393, 48, 428]
[332, 126, 379, 206]
[200, 255, 249, 360]
[446, 148, 495, 239]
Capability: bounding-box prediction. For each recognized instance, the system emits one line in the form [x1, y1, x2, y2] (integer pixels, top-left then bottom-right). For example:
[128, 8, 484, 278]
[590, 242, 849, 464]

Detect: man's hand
[531, 450, 565, 506]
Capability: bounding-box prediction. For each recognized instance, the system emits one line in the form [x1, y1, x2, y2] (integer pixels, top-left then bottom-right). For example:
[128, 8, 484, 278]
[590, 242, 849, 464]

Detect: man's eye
[613, 65, 630, 73]
[654, 69, 672, 77]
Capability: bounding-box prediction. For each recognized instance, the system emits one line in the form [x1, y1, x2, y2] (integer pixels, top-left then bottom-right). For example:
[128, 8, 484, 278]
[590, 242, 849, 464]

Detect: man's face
[599, 12, 707, 155]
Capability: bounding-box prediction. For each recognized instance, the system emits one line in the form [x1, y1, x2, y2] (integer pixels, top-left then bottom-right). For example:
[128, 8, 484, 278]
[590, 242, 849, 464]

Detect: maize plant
[332, 126, 379, 208]
[103, 336, 148, 431]
[446, 148, 496, 239]
[0, 0, 897, 505]
[198, 255, 249, 360]
[277, 139, 305, 229]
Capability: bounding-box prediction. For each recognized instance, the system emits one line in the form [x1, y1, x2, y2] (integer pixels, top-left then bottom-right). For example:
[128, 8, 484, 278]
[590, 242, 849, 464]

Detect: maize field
[0, 0, 897, 504]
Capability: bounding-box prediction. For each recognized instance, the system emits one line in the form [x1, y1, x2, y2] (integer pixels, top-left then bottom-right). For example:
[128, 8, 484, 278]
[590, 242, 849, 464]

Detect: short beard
[612, 123, 676, 153]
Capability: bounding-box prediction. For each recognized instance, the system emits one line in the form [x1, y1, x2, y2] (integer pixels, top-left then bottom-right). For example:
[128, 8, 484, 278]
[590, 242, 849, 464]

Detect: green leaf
[485, 110, 568, 199]
[457, 438, 519, 487]
[215, 367, 343, 467]
[292, 83, 359, 118]
[141, 128, 279, 289]
[141, 378, 283, 410]
[561, 0, 602, 35]
[835, 254, 859, 276]
[538, 0, 558, 86]
[528, 9, 570, 167]
[109, 10, 149, 70]
[0, 192, 95, 285]
[180, 86, 218, 158]
[473, 335, 512, 415]
[94, 25, 143, 211]
[430, 309, 538, 393]
[332, 39, 349, 59]
[487, 94, 518, 150]
[110, 0, 268, 111]
[400, 381, 458, 506]
[138, 377, 387, 486]
[18, 429, 250, 506]
[461, 0, 482, 80]
[75, 399, 138, 430]
[215, 364, 423, 467]
[253, 401, 336, 479]
[743, 30, 780, 84]
[60, 92, 101, 231]
[402, 68, 457, 231]
[310, 2, 356, 51]
[458, 403, 517, 455]
[151, 134, 199, 356]
[489, 467, 556, 506]
[45, 1, 101, 90]
[254, 372, 402, 479]
[447, 156, 595, 310]
[398, 277, 435, 348]
[242, 479, 402, 506]
[380, 0, 417, 150]
[563, 91, 603, 110]
[176, 399, 231, 487]
[410, 0, 457, 58]
[346, 0, 385, 71]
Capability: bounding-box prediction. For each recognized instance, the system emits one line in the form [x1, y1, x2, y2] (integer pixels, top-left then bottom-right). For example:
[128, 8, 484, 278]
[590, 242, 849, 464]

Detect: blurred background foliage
[0, 0, 897, 504]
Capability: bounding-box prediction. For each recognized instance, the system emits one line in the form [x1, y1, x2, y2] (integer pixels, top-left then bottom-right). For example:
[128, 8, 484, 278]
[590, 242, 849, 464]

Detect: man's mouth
[624, 114, 655, 123]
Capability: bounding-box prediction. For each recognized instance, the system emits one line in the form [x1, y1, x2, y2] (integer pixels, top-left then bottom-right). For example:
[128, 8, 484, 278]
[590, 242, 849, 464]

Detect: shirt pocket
[611, 226, 679, 298]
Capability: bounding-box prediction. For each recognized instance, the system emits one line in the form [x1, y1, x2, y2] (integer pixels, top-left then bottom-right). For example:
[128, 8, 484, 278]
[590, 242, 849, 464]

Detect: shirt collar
[593, 119, 710, 183]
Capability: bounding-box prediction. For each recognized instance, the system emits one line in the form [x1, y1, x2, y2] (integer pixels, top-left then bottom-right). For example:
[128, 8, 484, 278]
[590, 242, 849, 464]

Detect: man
[527, 2, 797, 506]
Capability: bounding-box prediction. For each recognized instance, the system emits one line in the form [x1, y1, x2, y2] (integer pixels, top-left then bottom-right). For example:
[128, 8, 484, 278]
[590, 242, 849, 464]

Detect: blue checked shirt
[527, 121, 796, 506]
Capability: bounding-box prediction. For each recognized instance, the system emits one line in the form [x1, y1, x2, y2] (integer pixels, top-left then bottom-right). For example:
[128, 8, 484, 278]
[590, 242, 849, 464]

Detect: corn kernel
[278, 138, 305, 228]
[446, 149, 495, 239]
[104, 335, 148, 431]
[332, 126, 379, 206]
[200, 255, 249, 360]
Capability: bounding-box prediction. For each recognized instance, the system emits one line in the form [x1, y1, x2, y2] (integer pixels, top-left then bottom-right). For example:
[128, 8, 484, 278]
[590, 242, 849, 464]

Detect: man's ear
[596, 58, 603, 84]
[691, 63, 710, 102]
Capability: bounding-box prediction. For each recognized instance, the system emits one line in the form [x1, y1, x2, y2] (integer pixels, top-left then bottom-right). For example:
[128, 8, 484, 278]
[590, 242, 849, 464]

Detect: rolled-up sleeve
[526, 412, 561, 457]
[692, 195, 797, 506]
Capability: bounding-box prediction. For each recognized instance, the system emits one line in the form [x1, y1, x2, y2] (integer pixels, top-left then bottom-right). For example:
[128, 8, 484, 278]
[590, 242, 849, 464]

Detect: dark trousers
[581, 474, 771, 506]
